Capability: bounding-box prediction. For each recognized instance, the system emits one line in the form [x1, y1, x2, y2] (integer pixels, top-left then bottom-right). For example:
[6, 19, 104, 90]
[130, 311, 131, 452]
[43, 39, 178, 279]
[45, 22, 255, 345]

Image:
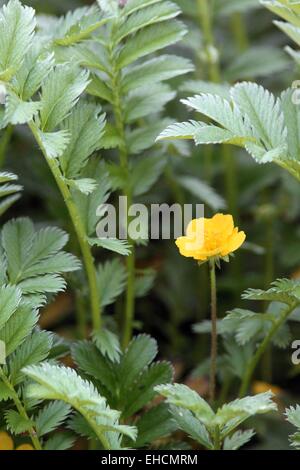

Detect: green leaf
[5, 409, 34, 435]
[44, 432, 75, 450]
[286, 405, 300, 449]
[215, 392, 277, 436]
[0, 285, 22, 330]
[121, 55, 194, 94]
[60, 102, 106, 178]
[169, 405, 213, 449]
[67, 178, 97, 195]
[72, 161, 111, 237]
[37, 129, 70, 159]
[117, 20, 187, 69]
[4, 91, 41, 125]
[9, 330, 52, 385]
[157, 120, 205, 141]
[0, 0, 36, 81]
[177, 176, 226, 211]
[155, 383, 215, 426]
[13, 47, 54, 101]
[35, 401, 72, 437]
[92, 329, 121, 363]
[18, 274, 66, 294]
[231, 82, 287, 150]
[24, 363, 137, 449]
[89, 237, 131, 256]
[39, 65, 89, 132]
[124, 84, 175, 123]
[0, 302, 38, 356]
[0, 381, 13, 401]
[53, 6, 108, 46]
[223, 429, 255, 450]
[123, 0, 163, 16]
[130, 156, 165, 196]
[225, 47, 289, 81]
[242, 278, 300, 305]
[71, 341, 116, 392]
[134, 403, 177, 448]
[96, 259, 127, 308]
[115, 1, 181, 43]
[134, 269, 156, 298]
[123, 361, 173, 418]
[118, 335, 158, 390]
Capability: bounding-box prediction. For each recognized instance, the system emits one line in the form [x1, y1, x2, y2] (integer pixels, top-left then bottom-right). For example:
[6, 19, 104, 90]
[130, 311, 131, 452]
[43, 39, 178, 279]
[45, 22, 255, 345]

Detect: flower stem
[0, 368, 42, 450]
[209, 259, 218, 404]
[28, 121, 101, 332]
[239, 302, 298, 397]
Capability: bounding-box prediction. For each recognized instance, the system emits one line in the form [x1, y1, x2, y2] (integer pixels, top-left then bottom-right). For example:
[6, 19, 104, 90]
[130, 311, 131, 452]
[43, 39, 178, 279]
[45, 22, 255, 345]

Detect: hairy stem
[109, 51, 135, 349]
[239, 302, 298, 397]
[209, 260, 218, 404]
[28, 121, 101, 331]
[0, 368, 42, 450]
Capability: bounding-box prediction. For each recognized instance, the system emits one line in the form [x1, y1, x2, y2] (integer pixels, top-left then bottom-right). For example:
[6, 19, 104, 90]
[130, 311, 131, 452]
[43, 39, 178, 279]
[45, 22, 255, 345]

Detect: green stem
[28, 122, 101, 331]
[239, 302, 298, 397]
[197, 0, 221, 83]
[0, 125, 13, 168]
[261, 218, 275, 382]
[109, 49, 135, 349]
[231, 12, 249, 52]
[213, 425, 221, 450]
[0, 368, 42, 450]
[209, 259, 218, 404]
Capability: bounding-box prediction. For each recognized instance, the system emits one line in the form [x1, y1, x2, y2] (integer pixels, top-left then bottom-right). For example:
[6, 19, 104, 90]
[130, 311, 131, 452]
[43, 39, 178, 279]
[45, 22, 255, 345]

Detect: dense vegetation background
[1, 0, 300, 451]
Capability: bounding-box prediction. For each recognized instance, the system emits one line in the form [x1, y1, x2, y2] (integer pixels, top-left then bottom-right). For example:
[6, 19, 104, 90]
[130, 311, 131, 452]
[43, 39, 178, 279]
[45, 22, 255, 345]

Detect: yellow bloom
[16, 444, 34, 451]
[175, 213, 246, 262]
[0, 432, 14, 450]
[0, 432, 34, 451]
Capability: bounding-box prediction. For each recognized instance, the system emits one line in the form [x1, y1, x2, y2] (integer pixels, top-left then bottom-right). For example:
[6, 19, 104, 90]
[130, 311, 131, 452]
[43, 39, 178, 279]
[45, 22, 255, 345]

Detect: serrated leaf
[0, 285, 22, 330]
[9, 330, 52, 385]
[121, 55, 194, 94]
[115, 1, 181, 44]
[122, 361, 173, 418]
[4, 92, 41, 125]
[117, 20, 187, 69]
[223, 429, 255, 450]
[5, 409, 34, 435]
[118, 335, 158, 390]
[96, 259, 127, 307]
[89, 237, 131, 256]
[0, 0, 36, 81]
[60, 102, 106, 178]
[134, 403, 177, 448]
[92, 329, 121, 363]
[35, 401, 72, 437]
[168, 405, 213, 449]
[71, 341, 116, 392]
[40, 65, 89, 132]
[24, 363, 137, 449]
[155, 383, 215, 426]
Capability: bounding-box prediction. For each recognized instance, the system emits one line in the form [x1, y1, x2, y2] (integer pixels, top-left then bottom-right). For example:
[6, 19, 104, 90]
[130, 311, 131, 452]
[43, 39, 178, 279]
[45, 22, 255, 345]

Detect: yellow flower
[175, 213, 246, 262]
[0, 432, 34, 451]
[16, 444, 34, 451]
[0, 431, 14, 450]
